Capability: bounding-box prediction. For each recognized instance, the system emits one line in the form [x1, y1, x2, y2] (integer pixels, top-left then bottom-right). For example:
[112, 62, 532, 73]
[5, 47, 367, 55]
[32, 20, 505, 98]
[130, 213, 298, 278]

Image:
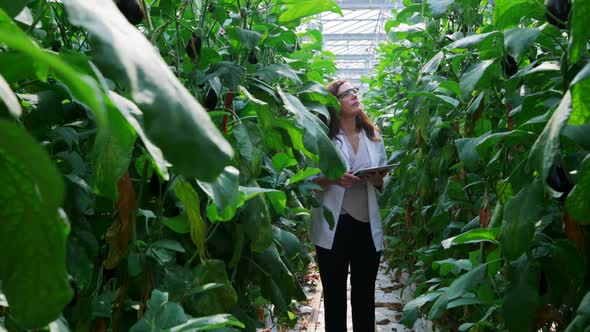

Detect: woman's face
[336, 82, 362, 119]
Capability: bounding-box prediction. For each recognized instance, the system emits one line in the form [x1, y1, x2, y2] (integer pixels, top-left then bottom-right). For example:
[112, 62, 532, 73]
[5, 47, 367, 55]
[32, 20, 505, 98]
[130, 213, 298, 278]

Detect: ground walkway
[282, 261, 434, 332]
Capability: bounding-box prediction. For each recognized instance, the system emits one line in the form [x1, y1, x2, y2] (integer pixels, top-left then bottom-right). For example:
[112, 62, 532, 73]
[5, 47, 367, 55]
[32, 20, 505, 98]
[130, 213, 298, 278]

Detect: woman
[310, 79, 388, 332]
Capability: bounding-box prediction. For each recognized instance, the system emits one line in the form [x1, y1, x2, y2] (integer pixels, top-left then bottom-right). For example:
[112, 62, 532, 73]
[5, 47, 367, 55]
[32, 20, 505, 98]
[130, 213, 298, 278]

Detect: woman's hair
[325, 79, 381, 142]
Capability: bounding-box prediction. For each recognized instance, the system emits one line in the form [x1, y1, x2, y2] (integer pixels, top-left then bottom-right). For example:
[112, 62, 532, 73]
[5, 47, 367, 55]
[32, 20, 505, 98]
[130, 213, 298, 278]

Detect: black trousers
[316, 213, 382, 332]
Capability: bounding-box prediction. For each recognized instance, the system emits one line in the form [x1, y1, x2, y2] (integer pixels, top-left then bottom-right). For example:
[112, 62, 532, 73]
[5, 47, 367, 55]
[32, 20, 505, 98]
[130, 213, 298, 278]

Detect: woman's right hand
[315, 172, 360, 189]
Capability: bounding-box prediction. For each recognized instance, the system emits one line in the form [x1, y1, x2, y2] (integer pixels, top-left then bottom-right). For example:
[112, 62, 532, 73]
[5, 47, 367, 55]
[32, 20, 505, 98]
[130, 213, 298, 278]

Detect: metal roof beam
[324, 33, 386, 41]
[335, 0, 404, 10]
[337, 68, 371, 76]
[335, 54, 373, 60]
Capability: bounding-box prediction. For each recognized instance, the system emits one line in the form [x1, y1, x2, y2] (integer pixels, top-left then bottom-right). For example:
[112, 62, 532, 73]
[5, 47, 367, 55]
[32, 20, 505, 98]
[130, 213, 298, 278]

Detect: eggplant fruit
[546, 164, 574, 200]
[186, 33, 202, 60]
[502, 55, 518, 78]
[546, 0, 571, 29]
[117, 0, 144, 25]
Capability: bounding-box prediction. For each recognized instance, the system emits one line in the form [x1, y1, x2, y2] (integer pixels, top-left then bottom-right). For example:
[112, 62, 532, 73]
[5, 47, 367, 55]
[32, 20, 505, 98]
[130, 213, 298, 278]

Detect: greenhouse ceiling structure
[318, 0, 404, 90]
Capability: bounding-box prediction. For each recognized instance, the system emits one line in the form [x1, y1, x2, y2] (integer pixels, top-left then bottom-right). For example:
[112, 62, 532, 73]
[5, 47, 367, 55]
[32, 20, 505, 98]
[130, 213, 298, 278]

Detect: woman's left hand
[360, 169, 388, 187]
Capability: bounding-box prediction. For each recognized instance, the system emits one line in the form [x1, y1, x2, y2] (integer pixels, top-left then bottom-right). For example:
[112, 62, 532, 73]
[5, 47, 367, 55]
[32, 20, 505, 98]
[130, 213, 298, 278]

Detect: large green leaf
[429, 263, 488, 319]
[256, 64, 302, 86]
[441, 228, 499, 249]
[493, 0, 545, 29]
[567, 154, 590, 224]
[233, 121, 265, 177]
[445, 32, 497, 50]
[197, 166, 244, 222]
[242, 183, 273, 252]
[129, 289, 188, 332]
[420, 51, 445, 74]
[500, 179, 544, 260]
[0, 120, 71, 328]
[455, 132, 491, 170]
[503, 256, 539, 331]
[190, 259, 238, 316]
[460, 60, 494, 98]
[504, 26, 544, 57]
[109, 92, 169, 180]
[568, 0, 590, 64]
[565, 291, 590, 332]
[254, 244, 306, 312]
[0, 10, 106, 125]
[174, 180, 206, 258]
[0, 0, 28, 17]
[91, 98, 137, 200]
[277, 87, 346, 179]
[62, 0, 233, 181]
[529, 91, 573, 187]
[239, 186, 286, 214]
[170, 314, 244, 332]
[0, 73, 20, 117]
[570, 62, 590, 126]
[277, 0, 342, 24]
[426, 0, 455, 19]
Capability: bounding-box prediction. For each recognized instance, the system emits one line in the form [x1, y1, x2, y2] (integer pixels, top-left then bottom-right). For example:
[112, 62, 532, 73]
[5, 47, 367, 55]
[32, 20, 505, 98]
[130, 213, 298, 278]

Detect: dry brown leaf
[105, 172, 137, 269]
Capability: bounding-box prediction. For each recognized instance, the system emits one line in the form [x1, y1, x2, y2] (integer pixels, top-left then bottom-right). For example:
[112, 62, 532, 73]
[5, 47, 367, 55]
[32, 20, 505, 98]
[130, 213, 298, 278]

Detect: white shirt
[340, 130, 370, 222]
[309, 129, 388, 251]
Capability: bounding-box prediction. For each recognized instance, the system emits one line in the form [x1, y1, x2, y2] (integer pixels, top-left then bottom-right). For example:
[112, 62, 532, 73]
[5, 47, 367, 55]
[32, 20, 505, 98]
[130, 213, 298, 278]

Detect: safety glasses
[337, 87, 359, 99]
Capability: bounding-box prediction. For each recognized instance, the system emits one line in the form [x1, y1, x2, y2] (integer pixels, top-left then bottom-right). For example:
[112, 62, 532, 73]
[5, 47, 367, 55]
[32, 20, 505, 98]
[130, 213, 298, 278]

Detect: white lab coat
[309, 130, 387, 251]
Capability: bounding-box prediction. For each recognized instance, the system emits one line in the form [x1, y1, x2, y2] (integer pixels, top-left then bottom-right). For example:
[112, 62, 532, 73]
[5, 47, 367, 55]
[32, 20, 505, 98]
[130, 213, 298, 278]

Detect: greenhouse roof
[319, 0, 404, 90]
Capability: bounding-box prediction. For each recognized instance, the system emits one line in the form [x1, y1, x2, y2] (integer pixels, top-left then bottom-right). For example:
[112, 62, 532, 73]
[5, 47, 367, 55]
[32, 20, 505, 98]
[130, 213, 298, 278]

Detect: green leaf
[426, 0, 455, 19]
[233, 121, 265, 176]
[235, 27, 262, 50]
[433, 258, 472, 276]
[272, 226, 303, 261]
[500, 179, 544, 260]
[91, 99, 137, 199]
[569, 0, 590, 64]
[503, 256, 539, 331]
[0, 10, 106, 126]
[567, 154, 590, 224]
[174, 180, 206, 257]
[206, 61, 246, 91]
[171, 314, 245, 332]
[0, 74, 20, 117]
[0, 120, 71, 328]
[278, 0, 342, 24]
[460, 60, 494, 98]
[420, 51, 445, 74]
[0, 1, 28, 17]
[129, 290, 188, 332]
[529, 91, 573, 187]
[570, 62, 590, 126]
[455, 132, 491, 170]
[161, 214, 191, 234]
[493, 0, 545, 29]
[565, 291, 590, 332]
[190, 260, 238, 316]
[445, 32, 497, 50]
[429, 262, 488, 319]
[198, 166, 243, 222]
[109, 92, 169, 180]
[239, 186, 286, 214]
[271, 152, 297, 172]
[287, 167, 321, 185]
[256, 64, 302, 86]
[254, 244, 306, 312]
[504, 26, 543, 57]
[242, 184, 273, 252]
[62, 0, 233, 181]
[441, 228, 499, 249]
[277, 87, 346, 179]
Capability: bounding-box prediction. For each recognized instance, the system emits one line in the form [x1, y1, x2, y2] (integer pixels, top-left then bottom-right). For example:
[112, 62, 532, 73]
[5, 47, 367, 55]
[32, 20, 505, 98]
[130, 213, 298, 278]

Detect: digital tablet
[353, 164, 398, 176]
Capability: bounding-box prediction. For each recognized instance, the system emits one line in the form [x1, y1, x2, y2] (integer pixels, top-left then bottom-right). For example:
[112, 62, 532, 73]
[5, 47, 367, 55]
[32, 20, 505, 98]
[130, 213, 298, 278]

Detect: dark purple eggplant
[546, 0, 571, 29]
[117, 0, 144, 25]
